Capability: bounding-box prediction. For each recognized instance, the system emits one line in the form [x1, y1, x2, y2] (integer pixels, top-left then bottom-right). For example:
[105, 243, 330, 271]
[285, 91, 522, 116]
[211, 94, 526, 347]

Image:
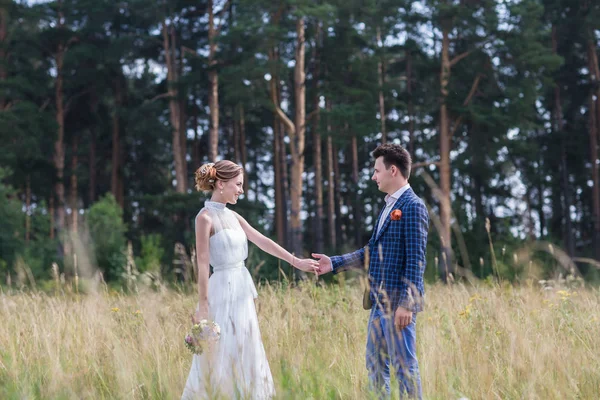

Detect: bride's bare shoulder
[195, 210, 213, 226]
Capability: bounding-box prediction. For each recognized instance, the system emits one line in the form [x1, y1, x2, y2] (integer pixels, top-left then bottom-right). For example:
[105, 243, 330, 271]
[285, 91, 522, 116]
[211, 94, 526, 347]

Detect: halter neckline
[205, 200, 227, 210]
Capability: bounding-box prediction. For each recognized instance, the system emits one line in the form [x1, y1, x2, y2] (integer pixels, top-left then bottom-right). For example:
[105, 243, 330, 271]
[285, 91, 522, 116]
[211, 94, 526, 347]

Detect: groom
[313, 143, 429, 399]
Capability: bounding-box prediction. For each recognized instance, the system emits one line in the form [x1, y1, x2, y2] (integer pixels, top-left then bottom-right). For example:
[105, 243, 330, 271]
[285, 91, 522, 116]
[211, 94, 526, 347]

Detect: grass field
[1, 280, 599, 399]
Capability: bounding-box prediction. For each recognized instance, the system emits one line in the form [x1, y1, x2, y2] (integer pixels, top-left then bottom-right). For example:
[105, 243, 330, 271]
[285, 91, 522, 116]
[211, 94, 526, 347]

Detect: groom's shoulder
[404, 194, 428, 217]
[405, 190, 425, 207]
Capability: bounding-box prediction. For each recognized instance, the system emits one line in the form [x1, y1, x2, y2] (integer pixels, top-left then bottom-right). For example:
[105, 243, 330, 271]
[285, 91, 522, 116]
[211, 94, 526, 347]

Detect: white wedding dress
[182, 201, 275, 399]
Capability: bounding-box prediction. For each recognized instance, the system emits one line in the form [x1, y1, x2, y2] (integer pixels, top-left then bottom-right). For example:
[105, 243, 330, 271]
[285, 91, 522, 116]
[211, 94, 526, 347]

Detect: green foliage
[87, 194, 127, 281]
[135, 234, 164, 274]
[0, 168, 24, 270]
[1, 0, 599, 287]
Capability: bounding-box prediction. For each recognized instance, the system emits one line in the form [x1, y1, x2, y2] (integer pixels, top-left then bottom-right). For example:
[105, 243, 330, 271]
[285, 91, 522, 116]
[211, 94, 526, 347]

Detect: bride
[181, 160, 318, 399]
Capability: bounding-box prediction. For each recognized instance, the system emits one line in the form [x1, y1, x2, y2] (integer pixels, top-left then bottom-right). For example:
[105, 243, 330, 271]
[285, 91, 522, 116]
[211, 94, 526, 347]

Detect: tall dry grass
[1, 280, 599, 399]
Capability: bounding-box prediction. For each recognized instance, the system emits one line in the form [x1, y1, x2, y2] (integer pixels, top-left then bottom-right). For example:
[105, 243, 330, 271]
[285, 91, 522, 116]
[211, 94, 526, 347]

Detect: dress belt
[213, 261, 245, 272]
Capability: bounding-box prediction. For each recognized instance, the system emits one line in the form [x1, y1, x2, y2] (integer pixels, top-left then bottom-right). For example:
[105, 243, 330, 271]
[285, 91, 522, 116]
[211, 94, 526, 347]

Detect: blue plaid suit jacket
[331, 187, 429, 313]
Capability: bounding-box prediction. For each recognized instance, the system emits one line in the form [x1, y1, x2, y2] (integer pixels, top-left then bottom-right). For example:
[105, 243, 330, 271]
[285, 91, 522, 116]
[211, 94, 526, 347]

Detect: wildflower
[557, 290, 572, 301]
[459, 304, 472, 318]
[111, 307, 120, 313]
[468, 293, 482, 303]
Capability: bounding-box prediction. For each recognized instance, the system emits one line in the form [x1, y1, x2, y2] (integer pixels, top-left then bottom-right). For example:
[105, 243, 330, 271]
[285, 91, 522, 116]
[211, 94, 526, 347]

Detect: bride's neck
[210, 194, 227, 204]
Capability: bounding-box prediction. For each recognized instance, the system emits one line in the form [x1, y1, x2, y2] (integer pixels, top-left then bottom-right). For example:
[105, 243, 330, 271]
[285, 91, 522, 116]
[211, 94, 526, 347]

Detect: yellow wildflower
[468, 293, 482, 303]
[459, 304, 472, 318]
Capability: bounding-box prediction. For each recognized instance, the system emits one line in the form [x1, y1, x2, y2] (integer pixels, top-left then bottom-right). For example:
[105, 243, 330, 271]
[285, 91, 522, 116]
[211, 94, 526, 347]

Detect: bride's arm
[194, 212, 212, 320]
[233, 212, 317, 272]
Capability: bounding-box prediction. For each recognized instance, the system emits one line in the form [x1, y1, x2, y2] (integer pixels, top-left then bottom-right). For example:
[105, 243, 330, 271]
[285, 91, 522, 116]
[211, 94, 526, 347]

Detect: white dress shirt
[377, 184, 411, 234]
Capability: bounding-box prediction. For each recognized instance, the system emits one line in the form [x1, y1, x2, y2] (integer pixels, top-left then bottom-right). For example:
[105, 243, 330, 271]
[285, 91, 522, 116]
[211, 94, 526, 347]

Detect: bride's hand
[192, 305, 209, 324]
[292, 257, 319, 274]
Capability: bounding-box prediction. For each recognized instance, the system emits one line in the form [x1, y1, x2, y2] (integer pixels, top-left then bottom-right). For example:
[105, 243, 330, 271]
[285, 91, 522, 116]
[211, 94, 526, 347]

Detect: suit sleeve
[330, 247, 366, 274]
[398, 201, 429, 312]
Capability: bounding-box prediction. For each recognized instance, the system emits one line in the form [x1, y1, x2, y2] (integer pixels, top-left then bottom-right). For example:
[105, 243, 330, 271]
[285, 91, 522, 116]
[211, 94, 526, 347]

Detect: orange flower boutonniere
[390, 209, 402, 221]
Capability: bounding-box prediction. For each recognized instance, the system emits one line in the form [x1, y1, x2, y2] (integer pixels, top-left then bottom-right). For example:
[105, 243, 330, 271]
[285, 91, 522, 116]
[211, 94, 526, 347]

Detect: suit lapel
[369, 203, 387, 244]
[374, 188, 413, 243]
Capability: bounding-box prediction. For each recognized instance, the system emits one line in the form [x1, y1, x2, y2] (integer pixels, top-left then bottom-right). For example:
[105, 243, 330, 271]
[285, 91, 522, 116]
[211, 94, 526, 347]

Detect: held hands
[311, 253, 332, 275]
[291, 256, 320, 275]
[287, 253, 333, 276]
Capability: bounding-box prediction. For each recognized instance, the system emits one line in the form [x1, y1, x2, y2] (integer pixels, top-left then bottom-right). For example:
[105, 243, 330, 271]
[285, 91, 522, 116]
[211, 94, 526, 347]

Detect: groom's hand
[311, 253, 332, 275]
[394, 306, 412, 331]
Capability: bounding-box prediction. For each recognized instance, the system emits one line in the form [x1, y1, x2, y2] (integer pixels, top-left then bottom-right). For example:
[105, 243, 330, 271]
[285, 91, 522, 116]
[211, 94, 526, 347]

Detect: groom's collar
[384, 183, 411, 206]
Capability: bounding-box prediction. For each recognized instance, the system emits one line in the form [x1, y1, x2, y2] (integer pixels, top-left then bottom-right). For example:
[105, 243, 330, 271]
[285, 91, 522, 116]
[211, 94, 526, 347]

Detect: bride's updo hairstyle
[195, 160, 243, 192]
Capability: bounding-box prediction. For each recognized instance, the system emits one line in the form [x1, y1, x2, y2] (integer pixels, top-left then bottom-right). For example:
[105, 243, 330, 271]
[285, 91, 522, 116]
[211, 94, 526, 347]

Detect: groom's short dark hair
[372, 143, 412, 179]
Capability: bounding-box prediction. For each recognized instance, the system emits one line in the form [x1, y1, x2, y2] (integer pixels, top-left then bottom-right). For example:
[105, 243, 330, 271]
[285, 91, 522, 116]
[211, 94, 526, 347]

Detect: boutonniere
[390, 209, 402, 221]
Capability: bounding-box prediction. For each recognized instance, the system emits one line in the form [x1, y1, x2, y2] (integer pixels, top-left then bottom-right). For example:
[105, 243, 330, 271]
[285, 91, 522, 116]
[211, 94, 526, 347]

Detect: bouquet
[184, 319, 221, 355]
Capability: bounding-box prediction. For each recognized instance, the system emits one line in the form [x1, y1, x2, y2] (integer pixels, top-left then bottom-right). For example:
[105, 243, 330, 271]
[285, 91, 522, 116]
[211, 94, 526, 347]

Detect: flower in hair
[200, 163, 215, 176]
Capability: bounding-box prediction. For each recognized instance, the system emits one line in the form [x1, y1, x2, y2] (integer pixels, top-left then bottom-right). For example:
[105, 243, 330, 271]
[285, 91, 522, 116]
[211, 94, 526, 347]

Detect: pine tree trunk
[289, 17, 307, 258]
[111, 78, 123, 206]
[313, 106, 324, 253]
[559, 128, 573, 252]
[351, 135, 362, 247]
[537, 157, 546, 239]
[179, 50, 188, 188]
[88, 126, 97, 205]
[53, 44, 66, 248]
[25, 175, 31, 245]
[553, 26, 575, 256]
[193, 101, 200, 170]
[49, 195, 55, 240]
[550, 176, 564, 241]
[376, 26, 386, 144]
[588, 33, 600, 259]
[407, 51, 415, 156]
[179, 102, 188, 191]
[274, 112, 286, 246]
[588, 91, 600, 260]
[272, 18, 307, 259]
[0, 5, 7, 110]
[208, 0, 219, 162]
[70, 137, 78, 234]
[333, 144, 344, 244]
[438, 28, 453, 281]
[53, 0, 68, 251]
[270, 45, 288, 247]
[312, 26, 324, 254]
[239, 104, 248, 194]
[233, 107, 240, 163]
[326, 99, 336, 249]
[162, 21, 187, 193]
[470, 123, 486, 223]
[526, 187, 536, 240]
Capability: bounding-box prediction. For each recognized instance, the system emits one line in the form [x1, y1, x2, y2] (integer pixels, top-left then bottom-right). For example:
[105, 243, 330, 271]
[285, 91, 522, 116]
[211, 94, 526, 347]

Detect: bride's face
[220, 172, 244, 204]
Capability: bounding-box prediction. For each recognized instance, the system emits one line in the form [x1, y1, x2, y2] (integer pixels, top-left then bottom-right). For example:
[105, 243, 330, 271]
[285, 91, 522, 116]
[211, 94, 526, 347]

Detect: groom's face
[372, 157, 394, 193]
